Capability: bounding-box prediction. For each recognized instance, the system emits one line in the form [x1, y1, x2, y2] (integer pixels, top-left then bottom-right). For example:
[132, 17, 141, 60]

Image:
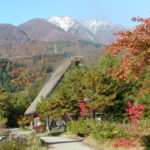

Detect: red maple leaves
[107, 17, 150, 81]
[114, 138, 136, 148]
[79, 103, 89, 117]
[126, 102, 146, 126]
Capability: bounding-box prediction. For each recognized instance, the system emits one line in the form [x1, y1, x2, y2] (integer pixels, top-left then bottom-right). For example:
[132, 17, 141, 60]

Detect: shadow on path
[48, 131, 63, 137]
[45, 139, 83, 145]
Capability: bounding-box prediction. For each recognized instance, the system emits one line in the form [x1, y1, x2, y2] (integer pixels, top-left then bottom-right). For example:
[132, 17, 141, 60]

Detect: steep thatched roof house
[25, 56, 83, 129]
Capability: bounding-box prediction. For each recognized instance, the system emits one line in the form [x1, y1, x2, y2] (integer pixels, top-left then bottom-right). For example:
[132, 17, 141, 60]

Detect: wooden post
[30, 114, 34, 130]
[46, 116, 49, 130]
[48, 117, 53, 130]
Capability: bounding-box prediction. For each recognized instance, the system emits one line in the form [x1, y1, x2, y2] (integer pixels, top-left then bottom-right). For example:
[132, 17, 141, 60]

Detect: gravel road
[40, 135, 97, 150]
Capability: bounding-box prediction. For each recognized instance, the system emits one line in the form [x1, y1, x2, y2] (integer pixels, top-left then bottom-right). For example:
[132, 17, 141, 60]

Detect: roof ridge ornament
[70, 56, 84, 65]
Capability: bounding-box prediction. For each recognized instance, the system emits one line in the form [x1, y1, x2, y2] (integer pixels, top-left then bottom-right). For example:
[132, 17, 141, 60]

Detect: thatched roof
[25, 56, 83, 115]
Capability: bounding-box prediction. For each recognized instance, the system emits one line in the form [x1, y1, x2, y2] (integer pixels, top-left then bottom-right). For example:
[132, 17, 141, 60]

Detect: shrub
[141, 135, 150, 148]
[0, 135, 47, 150]
[126, 102, 146, 126]
[67, 120, 92, 137]
[34, 125, 45, 131]
[0, 137, 26, 150]
[0, 116, 7, 128]
[25, 135, 47, 150]
[67, 120, 127, 139]
[91, 122, 127, 140]
[114, 138, 136, 148]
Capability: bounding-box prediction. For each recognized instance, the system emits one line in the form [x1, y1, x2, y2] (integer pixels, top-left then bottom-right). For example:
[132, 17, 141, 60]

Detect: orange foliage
[107, 17, 150, 80]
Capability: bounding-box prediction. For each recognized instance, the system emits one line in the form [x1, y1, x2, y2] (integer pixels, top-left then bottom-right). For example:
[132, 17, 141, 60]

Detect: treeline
[0, 53, 71, 127]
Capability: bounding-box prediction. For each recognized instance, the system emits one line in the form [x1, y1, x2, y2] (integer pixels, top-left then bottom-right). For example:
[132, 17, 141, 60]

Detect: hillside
[0, 24, 29, 46]
[18, 18, 75, 42]
[0, 16, 127, 66]
[0, 40, 104, 60]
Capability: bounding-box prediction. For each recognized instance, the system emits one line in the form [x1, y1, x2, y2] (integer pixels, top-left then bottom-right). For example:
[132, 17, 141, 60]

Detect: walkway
[40, 135, 97, 150]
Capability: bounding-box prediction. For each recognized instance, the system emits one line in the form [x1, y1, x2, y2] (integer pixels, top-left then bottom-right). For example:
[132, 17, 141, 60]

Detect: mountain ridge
[0, 16, 128, 46]
[18, 18, 76, 42]
[47, 16, 128, 45]
[0, 24, 29, 46]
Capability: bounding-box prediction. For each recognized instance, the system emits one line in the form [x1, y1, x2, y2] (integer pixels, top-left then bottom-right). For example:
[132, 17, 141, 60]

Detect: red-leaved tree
[79, 102, 89, 117]
[107, 17, 150, 81]
[126, 102, 146, 126]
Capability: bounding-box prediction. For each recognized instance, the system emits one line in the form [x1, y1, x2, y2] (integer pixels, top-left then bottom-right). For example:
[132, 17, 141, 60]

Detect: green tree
[37, 66, 133, 121]
[37, 66, 86, 119]
[8, 85, 41, 127]
[98, 54, 120, 73]
[0, 88, 12, 126]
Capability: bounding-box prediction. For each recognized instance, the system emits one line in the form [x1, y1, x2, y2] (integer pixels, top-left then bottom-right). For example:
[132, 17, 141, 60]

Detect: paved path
[40, 135, 97, 150]
[10, 128, 34, 135]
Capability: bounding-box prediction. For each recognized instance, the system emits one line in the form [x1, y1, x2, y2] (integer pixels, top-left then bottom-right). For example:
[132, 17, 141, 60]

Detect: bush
[114, 138, 136, 148]
[90, 122, 127, 140]
[67, 120, 127, 140]
[0, 116, 7, 128]
[0, 137, 26, 150]
[25, 135, 47, 150]
[67, 120, 93, 137]
[142, 135, 150, 148]
[0, 135, 47, 150]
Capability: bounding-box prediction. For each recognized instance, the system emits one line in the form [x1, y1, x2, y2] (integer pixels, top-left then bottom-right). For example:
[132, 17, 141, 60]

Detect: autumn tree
[106, 17, 150, 119]
[107, 17, 150, 81]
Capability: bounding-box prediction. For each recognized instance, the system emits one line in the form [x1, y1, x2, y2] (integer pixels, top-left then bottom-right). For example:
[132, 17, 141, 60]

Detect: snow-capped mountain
[48, 16, 79, 31]
[81, 19, 111, 34]
[48, 16, 95, 42]
[48, 16, 110, 34]
[47, 16, 128, 45]
[82, 19, 127, 44]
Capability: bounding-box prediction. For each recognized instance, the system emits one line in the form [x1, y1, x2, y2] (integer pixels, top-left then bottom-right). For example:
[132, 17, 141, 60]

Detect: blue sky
[0, 0, 149, 26]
